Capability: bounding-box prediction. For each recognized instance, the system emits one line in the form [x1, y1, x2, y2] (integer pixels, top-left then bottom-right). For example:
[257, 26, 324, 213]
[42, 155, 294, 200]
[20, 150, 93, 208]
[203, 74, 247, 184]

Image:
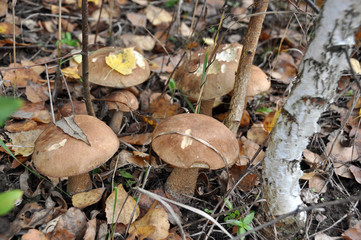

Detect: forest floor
[0, 0, 361, 239]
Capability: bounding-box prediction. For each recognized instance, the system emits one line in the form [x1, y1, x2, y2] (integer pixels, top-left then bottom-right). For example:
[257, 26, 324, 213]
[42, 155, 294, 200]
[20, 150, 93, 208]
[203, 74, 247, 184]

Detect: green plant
[226, 211, 255, 238]
[256, 106, 273, 114]
[224, 199, 241, 226]
[57, 32, 79, 47]
[0, 97, 23, 216]
[165, 0, 178, 8]
[119, 170, 136, 187]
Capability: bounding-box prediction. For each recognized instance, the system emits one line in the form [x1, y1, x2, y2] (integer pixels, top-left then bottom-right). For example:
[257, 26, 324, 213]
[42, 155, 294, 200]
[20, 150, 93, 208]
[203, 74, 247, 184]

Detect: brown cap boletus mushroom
[105, 90, 139, 133]
[152, 113, 239, 202]
[32, 115, 119, 194]
[246, 65, 270, 97]
[78, 47, 150, 88]
[174, 43, 243, 115]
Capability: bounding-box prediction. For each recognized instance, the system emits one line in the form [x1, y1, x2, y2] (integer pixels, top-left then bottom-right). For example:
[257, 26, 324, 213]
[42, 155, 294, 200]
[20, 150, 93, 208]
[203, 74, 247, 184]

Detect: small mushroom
[79, 47, 150, 88]
[246, 65, 270, 97]
[105, 90, 139, 133]
[152, 113, 239, 202]
[32, 115, 119, 194]
[174, 43, 243, 115]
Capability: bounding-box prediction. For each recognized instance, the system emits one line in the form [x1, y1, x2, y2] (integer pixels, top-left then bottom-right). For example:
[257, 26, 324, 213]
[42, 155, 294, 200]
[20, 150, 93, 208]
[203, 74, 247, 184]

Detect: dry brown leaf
[83, 218, 97, 240]
[342, 220, 361, 240]
[326, 136, 358, 178]
[127, 225, 155, 240]
[0, 21, 21, 36]
[149, 93, 180, 120]
[129, 201, 170, 240]
[119, 133, 152, 145]
[131, 0, 148, 6]
[0, 0, 7, 18]
[105, 184, 139, 224]
[52, 208, 87, 239]
[229, 165, 258, 191]
[308, 175, 327, 193]
[350, 58, 361, 74]
[303, 149, 323, 169]
[239, 137, 265, 165]
[6, 129, 44, 156]
[270, 53, 298, 84]
[349, 165, 361, 184]
[5, 120, 44, 133]
[145, 5, 172, 26]
[126, 12, 147, 28]
[21, 60, 45, 75]
[3, 63, 42, 87]
[246, 123, 269, 146]
[21, 229, 49, 240]
[121, 34, 155, 51]
[25, 81, 49, 103]
[300, 171, 316, 180]
[72, 188, 106, 209]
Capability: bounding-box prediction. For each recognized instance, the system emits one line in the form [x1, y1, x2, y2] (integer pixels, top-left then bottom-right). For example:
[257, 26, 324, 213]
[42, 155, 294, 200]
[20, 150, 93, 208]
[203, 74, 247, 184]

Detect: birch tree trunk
[262, 0, 361, 235]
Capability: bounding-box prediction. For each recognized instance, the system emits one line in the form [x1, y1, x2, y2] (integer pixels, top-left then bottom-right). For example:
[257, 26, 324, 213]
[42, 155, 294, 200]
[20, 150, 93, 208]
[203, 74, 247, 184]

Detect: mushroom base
[165, 167, 199, 203]
[199, 99, 215, 116]
[67, 173, 93, 195]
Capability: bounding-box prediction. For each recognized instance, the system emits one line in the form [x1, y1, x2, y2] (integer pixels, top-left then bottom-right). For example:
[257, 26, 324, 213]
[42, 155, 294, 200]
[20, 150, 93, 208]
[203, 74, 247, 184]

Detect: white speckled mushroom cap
[32, 115, 119, 177]
[152, 113, 239, 169]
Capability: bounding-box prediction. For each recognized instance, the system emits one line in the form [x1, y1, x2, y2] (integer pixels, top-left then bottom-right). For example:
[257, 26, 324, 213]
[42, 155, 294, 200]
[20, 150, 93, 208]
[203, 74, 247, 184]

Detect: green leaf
[165, 0, 178, 8]
[169, 78, 177, 94]
[119, 170, 133, 179]
[256, 106, 273, 113]
[224, 198, 233, 210]
[0, 97, 23, 126]
[243, 212, 255, 225]
[0, 190, 23, 216]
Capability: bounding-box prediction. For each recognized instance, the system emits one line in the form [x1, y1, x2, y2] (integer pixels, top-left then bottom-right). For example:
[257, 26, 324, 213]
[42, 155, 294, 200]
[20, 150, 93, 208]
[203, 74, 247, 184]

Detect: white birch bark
[262, 0, 361, 227]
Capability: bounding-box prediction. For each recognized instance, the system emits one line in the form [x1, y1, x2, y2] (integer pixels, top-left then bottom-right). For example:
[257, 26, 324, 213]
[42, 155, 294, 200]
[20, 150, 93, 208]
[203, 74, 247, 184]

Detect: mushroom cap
[174, 43, 243, 100]
[105, 90, 139, 112]
[33, 115, 119, 178]
[246, 65, 270, 97]
[152, 113, 239, 169]
[79, 47, 150, 88]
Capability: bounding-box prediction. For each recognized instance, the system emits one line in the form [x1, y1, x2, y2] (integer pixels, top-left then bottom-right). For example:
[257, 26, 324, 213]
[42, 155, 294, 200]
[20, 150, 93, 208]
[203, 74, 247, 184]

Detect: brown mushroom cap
[246, 65, 270, 97]
[152, 113, 239, 169]
[33, 115, 119, 178]
[174, 43, 243, 100]
[105, 90, 139, 112]
[78, 47, 150, 88]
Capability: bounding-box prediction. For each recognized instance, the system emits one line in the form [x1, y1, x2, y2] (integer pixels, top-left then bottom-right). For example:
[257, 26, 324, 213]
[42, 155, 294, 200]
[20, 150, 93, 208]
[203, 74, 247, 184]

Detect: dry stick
[11, 0, 16, 94]
[94, 0, 105, 45]
[108, 0, 114, 45]
[81, 0, 95, 116]
[225, 0, 269, 134]
[53, 0, 63, 102]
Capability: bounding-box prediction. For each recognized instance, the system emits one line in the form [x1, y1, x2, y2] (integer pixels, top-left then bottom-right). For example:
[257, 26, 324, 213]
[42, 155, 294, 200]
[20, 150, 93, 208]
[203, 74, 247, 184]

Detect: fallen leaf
[129, 201, 170, 240]
[72, 188, 106, 209]
[246, 123, 269, 146]
[121, 34, 155, 51]
[239, 137, 265, 165]
[105, 48, 137, 75]
[83, 218, 97, 240]
[126, 12, 147, 28]
[127, 225, 155, 240]
[61, 66, 80, 79]
[119, 133, 152, 145]
[51, 208, 87, 239]
[342, 220, 361, 240]
[270, 52, 298, 84]
[0, 21, 21, 36]
[308, 175, 327, 193]
[6, 129, 44, 156]
[21, 229, 49, 240]
[229, 165, 258, 191]
[105, 184, 139, 224]
[263, 109, 280, 132]
[303, 149, 323, 169]
[25, 81, 49, 103]
[55, 116, 90, 145]
[3, 63, 42, 88]
[349, 165, 361, 184]
[145, 5, 172, 26]
[350, 58, 361, 74]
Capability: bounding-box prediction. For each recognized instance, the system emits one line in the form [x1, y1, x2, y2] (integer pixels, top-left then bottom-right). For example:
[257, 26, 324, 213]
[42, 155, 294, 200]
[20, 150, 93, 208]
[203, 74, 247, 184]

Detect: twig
[225, 0, 269, 134]
[81, 0, 95, 116]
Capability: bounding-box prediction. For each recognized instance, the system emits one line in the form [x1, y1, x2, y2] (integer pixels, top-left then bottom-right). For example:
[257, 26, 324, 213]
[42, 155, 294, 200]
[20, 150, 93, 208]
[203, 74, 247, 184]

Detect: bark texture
[262, 0, 361, 233]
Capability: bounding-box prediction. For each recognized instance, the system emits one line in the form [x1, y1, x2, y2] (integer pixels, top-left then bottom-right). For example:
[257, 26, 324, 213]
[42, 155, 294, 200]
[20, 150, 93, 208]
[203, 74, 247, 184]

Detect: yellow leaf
[105, 48, 137, 75]
[263, 109, 281, 132]
[62, 66, 80, 79]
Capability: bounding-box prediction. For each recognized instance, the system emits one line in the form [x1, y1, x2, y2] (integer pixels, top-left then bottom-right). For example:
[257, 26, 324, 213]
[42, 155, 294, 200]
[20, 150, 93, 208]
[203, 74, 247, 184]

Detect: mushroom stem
[199, 99, 215, 116]
[109, 111, 124, 134]
[165, 167, 199, 202]
[67, 173, 93, 194]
